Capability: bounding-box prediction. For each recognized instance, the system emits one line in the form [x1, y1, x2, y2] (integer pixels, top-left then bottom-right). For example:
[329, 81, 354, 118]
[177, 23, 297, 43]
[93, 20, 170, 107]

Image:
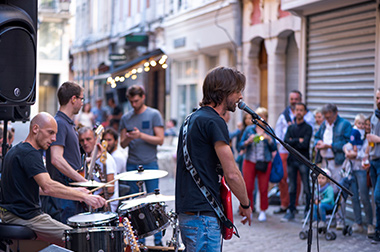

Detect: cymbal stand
[136, 181, 144, 193]
[167, 210, 180, 252]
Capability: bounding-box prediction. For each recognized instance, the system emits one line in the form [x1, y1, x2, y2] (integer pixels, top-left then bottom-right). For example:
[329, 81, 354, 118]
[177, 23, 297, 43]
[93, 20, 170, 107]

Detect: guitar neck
[124, 218, 140, 252]
[87, 125, 104, 180]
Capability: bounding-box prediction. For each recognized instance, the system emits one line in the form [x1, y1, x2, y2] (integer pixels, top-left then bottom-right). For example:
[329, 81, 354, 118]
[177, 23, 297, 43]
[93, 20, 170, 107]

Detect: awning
[112, 48, 165, 77]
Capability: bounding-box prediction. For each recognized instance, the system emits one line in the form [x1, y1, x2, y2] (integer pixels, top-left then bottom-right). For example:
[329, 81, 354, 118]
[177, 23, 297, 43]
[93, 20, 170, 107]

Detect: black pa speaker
[0, 105, 30, 122]
[0, 0, 37, 105]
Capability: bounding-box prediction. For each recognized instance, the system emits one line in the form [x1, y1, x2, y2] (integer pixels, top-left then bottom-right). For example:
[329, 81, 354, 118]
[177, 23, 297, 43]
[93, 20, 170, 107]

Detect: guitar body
[220, 177, 234, 240]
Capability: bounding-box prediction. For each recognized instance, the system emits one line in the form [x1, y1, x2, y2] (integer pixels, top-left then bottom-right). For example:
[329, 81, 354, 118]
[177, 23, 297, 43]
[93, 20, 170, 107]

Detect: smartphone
[127, 129, 134, 132]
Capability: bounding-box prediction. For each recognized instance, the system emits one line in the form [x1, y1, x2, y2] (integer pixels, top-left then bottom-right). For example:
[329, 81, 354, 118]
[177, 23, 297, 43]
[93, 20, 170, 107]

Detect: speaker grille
[0, 26, 36, 104]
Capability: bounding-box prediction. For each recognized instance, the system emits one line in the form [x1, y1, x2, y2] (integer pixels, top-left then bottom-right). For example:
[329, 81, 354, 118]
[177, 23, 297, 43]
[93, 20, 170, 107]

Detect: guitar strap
[182, 112, 238, 235]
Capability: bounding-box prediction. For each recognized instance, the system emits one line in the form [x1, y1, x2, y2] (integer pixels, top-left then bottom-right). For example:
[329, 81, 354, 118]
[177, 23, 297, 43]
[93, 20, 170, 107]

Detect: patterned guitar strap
[182, 112, 239, 237]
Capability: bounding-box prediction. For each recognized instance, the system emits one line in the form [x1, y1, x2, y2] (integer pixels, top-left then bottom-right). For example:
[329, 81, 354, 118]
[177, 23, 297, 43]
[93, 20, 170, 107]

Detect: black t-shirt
[0, 142, 47, 219]
[175, 106, 229, 213]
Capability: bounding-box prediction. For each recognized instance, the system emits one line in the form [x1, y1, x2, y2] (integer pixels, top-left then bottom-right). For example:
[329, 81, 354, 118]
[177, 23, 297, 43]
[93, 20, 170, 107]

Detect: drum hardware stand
[136, 165, 145, 193]
[166, 211, 181, 252]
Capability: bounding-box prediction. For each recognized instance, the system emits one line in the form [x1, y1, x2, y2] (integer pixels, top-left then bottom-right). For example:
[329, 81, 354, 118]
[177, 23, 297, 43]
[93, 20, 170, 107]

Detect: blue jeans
[313, 203, 334, 222]
[287, 161, 311, 213]
[126, 161, 161, 245]
[370, 158, 380, 231]
[341, 170, 373, 225]
[179, 213, 222, 252]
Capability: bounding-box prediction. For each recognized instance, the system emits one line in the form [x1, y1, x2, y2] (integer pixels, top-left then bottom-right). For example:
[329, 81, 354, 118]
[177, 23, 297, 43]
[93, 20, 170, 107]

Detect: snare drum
[118, 202, 169, 239]
[64, 226, 125, 252]
[67, 212, 118, 228]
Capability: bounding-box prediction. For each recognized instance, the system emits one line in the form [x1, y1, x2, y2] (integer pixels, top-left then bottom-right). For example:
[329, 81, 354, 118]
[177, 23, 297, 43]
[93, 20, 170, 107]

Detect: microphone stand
[250, 118, 352, 252]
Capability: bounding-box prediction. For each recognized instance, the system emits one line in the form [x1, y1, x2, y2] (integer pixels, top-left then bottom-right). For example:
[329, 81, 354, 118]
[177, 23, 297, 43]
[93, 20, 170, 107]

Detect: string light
[106, 55, 169, 85]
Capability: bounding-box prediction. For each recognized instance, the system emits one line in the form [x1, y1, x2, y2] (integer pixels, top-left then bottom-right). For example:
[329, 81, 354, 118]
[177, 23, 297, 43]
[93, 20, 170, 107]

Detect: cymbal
[116, 170, 168, 181]
[120, 193, 175, 206]
[70, 180, 113, 187]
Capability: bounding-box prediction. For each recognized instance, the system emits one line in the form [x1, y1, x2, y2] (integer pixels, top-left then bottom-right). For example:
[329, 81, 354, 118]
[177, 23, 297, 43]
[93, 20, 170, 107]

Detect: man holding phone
[119, 85, 164, 246]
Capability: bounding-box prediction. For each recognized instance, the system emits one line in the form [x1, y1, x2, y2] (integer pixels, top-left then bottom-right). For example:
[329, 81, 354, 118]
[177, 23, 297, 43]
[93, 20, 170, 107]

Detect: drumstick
[106, 192, 146, 203]
[88, 177, 119, 193]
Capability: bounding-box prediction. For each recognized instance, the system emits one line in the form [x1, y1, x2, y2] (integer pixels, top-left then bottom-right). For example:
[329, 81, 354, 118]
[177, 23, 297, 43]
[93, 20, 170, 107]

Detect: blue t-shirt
[0, 142, 47, 219]
[175, 106, 229, 213]
[350, 128, 364, 147]
[46, 111, 82, 185]
[119, 107, 164, 164]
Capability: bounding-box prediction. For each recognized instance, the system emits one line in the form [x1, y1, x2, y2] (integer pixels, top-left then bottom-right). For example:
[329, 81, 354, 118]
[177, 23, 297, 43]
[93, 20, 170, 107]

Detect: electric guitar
[123, 217, 140, 252]
[220, 177, 234, 240]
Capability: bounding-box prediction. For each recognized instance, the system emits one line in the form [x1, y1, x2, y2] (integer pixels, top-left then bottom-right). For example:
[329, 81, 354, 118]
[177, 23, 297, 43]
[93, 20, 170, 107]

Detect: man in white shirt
[78, 127, 119, 212]
[314, 103, 351, 229]
[102, 128, 130, 196]
[274, 90, 315, 214]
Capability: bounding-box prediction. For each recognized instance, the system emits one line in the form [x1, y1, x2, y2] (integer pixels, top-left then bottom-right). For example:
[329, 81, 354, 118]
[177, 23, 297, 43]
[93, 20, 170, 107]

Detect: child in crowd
[313, 168, 335, 228]
[340, 114, 374, 235]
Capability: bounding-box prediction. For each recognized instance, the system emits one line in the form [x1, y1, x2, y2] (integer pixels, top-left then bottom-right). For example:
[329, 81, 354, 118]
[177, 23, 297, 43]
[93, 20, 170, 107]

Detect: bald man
[0, 112, 106, 246]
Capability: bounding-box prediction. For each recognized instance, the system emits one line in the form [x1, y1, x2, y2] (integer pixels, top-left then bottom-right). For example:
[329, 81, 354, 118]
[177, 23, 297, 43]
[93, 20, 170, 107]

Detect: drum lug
[110, 231, 115, 239]
[86, 232, 90, 241]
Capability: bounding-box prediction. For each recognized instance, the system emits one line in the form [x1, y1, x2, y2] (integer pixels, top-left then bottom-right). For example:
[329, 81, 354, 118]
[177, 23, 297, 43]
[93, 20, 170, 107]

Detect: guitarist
[175, 66, 252, 252]
[78, 127, 119, 212]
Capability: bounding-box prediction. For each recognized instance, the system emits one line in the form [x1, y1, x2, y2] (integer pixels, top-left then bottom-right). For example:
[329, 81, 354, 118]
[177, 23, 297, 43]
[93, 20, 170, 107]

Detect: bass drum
[64, 226, 125, 252]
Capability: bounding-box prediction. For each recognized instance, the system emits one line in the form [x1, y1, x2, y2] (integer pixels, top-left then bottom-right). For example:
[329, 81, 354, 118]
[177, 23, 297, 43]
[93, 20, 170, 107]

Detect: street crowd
[230, 89, 380, 245]
[0, 67, 379, 252]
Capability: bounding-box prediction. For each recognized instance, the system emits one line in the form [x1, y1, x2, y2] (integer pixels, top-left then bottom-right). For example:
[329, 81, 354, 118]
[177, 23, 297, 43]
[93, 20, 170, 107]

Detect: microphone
[237, 101, 264, 123]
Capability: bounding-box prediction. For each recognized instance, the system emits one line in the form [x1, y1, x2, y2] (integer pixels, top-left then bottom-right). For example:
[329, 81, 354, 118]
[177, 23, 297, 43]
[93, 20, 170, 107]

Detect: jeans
[178, 213, 222, 252]
[341, 170, 373, 225]
[370, 158, 380, 231]
[126, 161, 162, 245]
[313, 203, 334, 222]
[288, 161, 311, 213]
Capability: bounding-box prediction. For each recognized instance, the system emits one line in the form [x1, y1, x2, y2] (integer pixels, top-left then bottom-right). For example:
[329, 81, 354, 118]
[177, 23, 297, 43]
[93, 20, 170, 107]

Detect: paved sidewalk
[144, 177, 379, 252]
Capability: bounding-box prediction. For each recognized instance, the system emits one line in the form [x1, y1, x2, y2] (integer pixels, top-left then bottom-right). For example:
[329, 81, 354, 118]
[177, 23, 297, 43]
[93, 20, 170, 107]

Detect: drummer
[0, 112, 106, 247]
[78, 126, 119, 212]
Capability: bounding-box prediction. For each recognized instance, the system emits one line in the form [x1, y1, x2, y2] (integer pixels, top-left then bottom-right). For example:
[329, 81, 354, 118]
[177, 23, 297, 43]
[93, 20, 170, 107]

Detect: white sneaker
[352, 223, 364, 233]
[368, 224, 375, 236]
[258, 211, 266, 222]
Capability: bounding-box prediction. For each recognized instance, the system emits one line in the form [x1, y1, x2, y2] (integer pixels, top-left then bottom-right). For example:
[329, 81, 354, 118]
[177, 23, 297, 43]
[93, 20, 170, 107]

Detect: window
[178, 84, 197, 123]
[39, 22, 63, 60]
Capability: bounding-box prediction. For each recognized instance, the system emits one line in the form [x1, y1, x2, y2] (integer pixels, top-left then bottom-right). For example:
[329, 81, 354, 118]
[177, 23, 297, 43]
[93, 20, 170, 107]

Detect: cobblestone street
[145, 176, 380, 252]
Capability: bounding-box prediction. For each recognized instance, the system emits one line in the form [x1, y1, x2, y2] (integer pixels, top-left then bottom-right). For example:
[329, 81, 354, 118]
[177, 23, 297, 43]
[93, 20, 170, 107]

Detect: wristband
[240, 200, 250, 209]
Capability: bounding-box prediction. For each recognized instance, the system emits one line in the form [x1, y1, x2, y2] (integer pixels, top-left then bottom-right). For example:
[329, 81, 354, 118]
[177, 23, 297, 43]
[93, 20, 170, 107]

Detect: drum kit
[65, 168, 183, 252]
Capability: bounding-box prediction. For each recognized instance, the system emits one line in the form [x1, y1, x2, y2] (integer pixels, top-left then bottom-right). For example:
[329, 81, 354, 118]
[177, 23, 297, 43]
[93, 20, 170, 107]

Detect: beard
[226, 98, 237, 112]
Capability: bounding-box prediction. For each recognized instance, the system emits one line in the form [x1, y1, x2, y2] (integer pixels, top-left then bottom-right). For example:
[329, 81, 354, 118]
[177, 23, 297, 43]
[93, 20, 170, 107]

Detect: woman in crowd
[239, 107, 277, 222]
